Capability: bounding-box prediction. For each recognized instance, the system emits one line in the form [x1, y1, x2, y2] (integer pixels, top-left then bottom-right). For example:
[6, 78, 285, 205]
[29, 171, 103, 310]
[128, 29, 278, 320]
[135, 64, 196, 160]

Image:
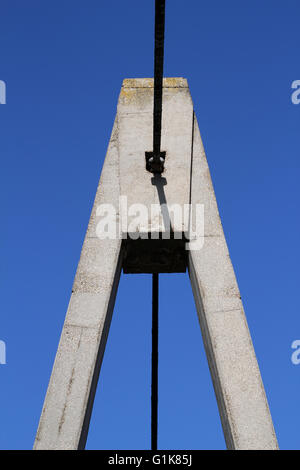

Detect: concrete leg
[188, 115, 278, 450]
[34, 120, 122, 450]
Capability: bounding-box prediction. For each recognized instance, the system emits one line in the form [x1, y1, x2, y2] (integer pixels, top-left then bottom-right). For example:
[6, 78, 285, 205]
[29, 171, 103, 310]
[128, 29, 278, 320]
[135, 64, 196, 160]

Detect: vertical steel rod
[146, 0, 165, 174]
[151, 0, 164, 450]
[153, 0, 165, 160]
[151, 273, 159, 451]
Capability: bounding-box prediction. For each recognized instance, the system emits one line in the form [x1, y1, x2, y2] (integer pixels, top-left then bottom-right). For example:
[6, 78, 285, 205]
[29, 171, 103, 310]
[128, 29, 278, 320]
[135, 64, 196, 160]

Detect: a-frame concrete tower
[34, 78, 278, 450]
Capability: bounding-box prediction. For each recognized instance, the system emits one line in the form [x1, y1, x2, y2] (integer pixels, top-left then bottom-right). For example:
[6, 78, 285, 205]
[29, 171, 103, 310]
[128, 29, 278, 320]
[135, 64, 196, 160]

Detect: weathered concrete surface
[118, 78, 193, 236]
[34, 119, 122, 450]
[34, 78, 278, 450]
[188, 115, 278, 449]
[34, 78, 195, 450]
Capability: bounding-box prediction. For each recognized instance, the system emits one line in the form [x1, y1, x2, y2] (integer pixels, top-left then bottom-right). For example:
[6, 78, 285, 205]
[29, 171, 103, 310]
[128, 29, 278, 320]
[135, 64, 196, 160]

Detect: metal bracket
[145, 151, 166, 174]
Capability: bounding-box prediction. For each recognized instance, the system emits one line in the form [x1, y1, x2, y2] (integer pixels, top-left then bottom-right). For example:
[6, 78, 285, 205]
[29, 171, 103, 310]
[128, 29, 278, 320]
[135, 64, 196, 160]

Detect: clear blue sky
[0, 0, 299, 450]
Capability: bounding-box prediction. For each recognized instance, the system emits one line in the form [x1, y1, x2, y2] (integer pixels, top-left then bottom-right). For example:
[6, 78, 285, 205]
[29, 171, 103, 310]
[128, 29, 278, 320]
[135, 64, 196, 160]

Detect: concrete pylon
[34, 78, 278, 450]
